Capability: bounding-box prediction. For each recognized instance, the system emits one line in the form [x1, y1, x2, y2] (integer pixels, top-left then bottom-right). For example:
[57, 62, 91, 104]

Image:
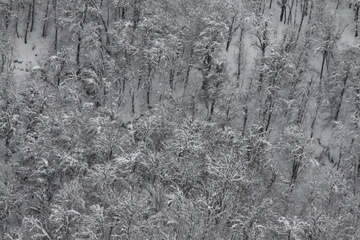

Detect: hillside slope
[1, 0, 360, 239]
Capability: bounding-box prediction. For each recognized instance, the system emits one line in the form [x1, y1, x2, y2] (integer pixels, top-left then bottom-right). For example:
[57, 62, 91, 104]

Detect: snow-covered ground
[11, 10, 52, 91]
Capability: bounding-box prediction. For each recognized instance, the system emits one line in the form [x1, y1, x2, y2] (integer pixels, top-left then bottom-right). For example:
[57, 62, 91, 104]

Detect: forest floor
[11, 10, 52, 92]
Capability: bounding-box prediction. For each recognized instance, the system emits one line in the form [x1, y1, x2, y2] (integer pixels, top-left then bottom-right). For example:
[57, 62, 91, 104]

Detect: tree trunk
[226, 16, 235, 52]
[236, 28, 244, 80]
[291, 159, 301, 185]
[320, 50, 327, 79]
[334, 70, 349, 121]
[310, 98, 320, 138]
[287, 0, 295, 24]
[131, 90, 135, 114]
[76, 32, 82, 68]
[76, 1, 89, 71]
[1, 54, 5, 73]
[42, 0, 50, 37]
[121, 6, 126, 20]
[30, 0, 35, 32]
[4, 1, 12, 28]
[257, 21, 268, 92]
[146, 65, 152, 108]
[242, 105, 248, 136]
[183, 47, 194, 95]
[280, 0, 287, 23]
[132, 0, 141, 31]
[169, 68, 175, 90]
[24, 3, 32, 44]
[53, 0, 58, 51]
[355, 4, 359, 37]
[296, 77, 313, 124]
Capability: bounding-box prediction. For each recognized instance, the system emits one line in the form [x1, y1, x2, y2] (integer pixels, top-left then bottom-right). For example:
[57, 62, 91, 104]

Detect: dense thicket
[1, 0, 360, 239]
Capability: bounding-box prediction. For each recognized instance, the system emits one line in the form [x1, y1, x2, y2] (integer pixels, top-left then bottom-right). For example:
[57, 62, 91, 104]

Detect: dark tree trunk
[1, 54, 5, 73]
[146, 65, 152, 108]
[15, 17, 19, 38]
[263, 95, 274, 132]
[291, 159, 301, 185]
[334, 71, 349, 121]
[169, 68, 174, 90]
[30, 0, 35, 32]
[320, 50, 327, 79]
[132, 0, 141, 31]
[280, 0, 287, 23]
[236, 28, 244, 79]
[226, 16, 235, 52]
[287, 0, 295, 24]
[42, 0, 50, 37]
[131, 90, 135, 114]
[242, 105, 248, 136]
[76, 32, 82, 68]
[53, 0, 58, 51]
[137, 74, 142, 90]
[296, 77, 313, 124]
[24, 3, 32, 44]
[183, 47, 194, 94]
[257, 21, 268, 92]
[121, 6, 126, 20]
[355, 4, 359, 37]
[77, 1, 89, 71]
[4, 1, 12, 28]
[310, 98, 320, 139]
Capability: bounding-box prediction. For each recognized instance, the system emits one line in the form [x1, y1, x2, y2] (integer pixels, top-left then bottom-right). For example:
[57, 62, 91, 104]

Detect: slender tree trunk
[264, 95, 275, 132]
[53, 0, 58, 51]
[4, 113, 12, 161]
[145, 64, 152, 108]
[131, 90, 135, 114]
[296, 77, 313, 124]
[76, 32, 82, 68]
[296, 2, 308, 42]
[77, 1, 89, 72]
[132, 0, 140, 31]
[310, 98, 320, 138]
[226, 16, 236, 52]
[242, 105, 248, 136]
[308, 0, 314, 22]
[121, 6, 126, 20]
[107, 4, 110, 27]
[1, 54, 5, 73]
[334, 70, 349, 121]
[30, 0, 35, 32]
[15, 16, 19, 38]
[42, 0, 50, 37]
[169, 68, 174, 90]
[137, 74, 142, 90]
[237, 28, 244, 80]
[298, 13, 305, 38]
[355, 4, 359, 37]
[320, 50, 327, 79]
[183, 47, 194, 95]
[291, 159, 301, 185]
[287, 0, 295, 24]
[257, 21, 268, 92]
[280, 0, 287, 23]
[294, 0, 299, 25]
[336, 0, 341, 9]
[24, 3, 32, 44]
[4, 1, 12, 28]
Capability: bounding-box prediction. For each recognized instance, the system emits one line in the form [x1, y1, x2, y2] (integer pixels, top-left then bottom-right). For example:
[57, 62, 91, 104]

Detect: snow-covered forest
[1, 0, 360, 239]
